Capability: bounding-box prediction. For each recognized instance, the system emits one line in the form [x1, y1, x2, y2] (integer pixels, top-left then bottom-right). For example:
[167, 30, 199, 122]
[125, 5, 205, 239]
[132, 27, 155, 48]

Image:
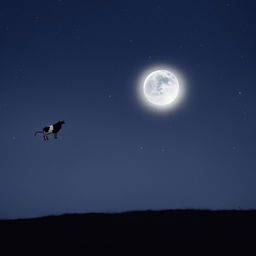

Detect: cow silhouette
[34, 120, 65, 141]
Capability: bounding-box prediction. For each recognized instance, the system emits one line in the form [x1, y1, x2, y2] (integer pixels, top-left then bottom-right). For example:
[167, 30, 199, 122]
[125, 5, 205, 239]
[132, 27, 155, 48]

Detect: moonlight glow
[137, 66, 186, 113]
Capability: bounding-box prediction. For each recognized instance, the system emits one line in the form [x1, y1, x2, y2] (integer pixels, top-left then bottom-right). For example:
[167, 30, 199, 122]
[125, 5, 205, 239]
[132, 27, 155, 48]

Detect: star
[34, 16, 40, 22]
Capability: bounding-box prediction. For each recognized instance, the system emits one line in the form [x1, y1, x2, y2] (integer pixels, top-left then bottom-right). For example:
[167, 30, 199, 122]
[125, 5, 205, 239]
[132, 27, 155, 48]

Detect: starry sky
[1, 0, 256, 219]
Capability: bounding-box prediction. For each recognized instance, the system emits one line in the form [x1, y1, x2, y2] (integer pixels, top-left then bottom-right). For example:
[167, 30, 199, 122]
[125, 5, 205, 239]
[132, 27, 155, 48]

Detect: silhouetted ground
[1, 210, 255, 255]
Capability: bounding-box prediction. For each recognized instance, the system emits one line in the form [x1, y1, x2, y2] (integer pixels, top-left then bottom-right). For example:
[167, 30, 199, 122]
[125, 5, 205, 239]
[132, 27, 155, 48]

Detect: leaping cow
[34, 120, 65, 141]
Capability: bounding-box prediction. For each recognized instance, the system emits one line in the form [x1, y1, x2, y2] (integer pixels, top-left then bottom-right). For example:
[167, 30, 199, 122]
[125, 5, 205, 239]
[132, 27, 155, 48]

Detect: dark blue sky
[1, 0, 256, 219]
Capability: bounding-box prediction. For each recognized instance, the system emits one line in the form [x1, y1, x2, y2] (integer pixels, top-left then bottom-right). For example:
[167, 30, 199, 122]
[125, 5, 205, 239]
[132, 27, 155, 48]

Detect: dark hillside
[1, 210, 255, 255]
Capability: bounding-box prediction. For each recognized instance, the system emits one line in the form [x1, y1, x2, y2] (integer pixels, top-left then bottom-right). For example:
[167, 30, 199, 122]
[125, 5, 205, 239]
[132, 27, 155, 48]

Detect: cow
[34, 120, 65, 141]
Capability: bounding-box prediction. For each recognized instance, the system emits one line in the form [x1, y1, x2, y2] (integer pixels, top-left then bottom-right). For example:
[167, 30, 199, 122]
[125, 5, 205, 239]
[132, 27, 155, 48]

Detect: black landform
[1, 210, 255, 255]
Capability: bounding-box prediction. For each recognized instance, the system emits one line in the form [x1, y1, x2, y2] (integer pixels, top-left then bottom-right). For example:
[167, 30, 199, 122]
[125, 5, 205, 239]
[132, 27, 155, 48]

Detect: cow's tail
[34, 131, 44, 136]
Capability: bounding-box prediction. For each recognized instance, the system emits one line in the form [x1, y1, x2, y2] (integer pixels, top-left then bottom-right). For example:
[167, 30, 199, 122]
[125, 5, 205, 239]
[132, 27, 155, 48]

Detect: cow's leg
[54, 133, 58, 139]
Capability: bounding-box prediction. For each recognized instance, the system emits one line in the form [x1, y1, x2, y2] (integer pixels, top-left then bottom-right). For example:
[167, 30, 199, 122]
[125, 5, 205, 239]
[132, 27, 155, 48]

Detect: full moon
[143, 70, 179, 106]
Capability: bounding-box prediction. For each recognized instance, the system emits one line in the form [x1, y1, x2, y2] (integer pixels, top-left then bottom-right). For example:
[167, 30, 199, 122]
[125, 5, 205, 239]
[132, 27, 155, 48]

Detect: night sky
[1, 0, 256, 219]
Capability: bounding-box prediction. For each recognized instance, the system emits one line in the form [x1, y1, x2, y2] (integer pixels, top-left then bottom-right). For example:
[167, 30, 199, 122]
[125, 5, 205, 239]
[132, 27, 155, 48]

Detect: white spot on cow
[48, 125, 54, 133]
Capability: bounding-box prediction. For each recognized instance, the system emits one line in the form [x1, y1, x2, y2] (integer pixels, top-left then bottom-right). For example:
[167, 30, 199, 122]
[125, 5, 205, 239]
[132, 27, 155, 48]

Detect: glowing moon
[143, 70, 179, 106]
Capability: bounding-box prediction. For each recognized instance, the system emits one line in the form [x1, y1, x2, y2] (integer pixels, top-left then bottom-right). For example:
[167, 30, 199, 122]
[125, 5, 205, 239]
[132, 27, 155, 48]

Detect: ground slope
[1, 210, 255, 255]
